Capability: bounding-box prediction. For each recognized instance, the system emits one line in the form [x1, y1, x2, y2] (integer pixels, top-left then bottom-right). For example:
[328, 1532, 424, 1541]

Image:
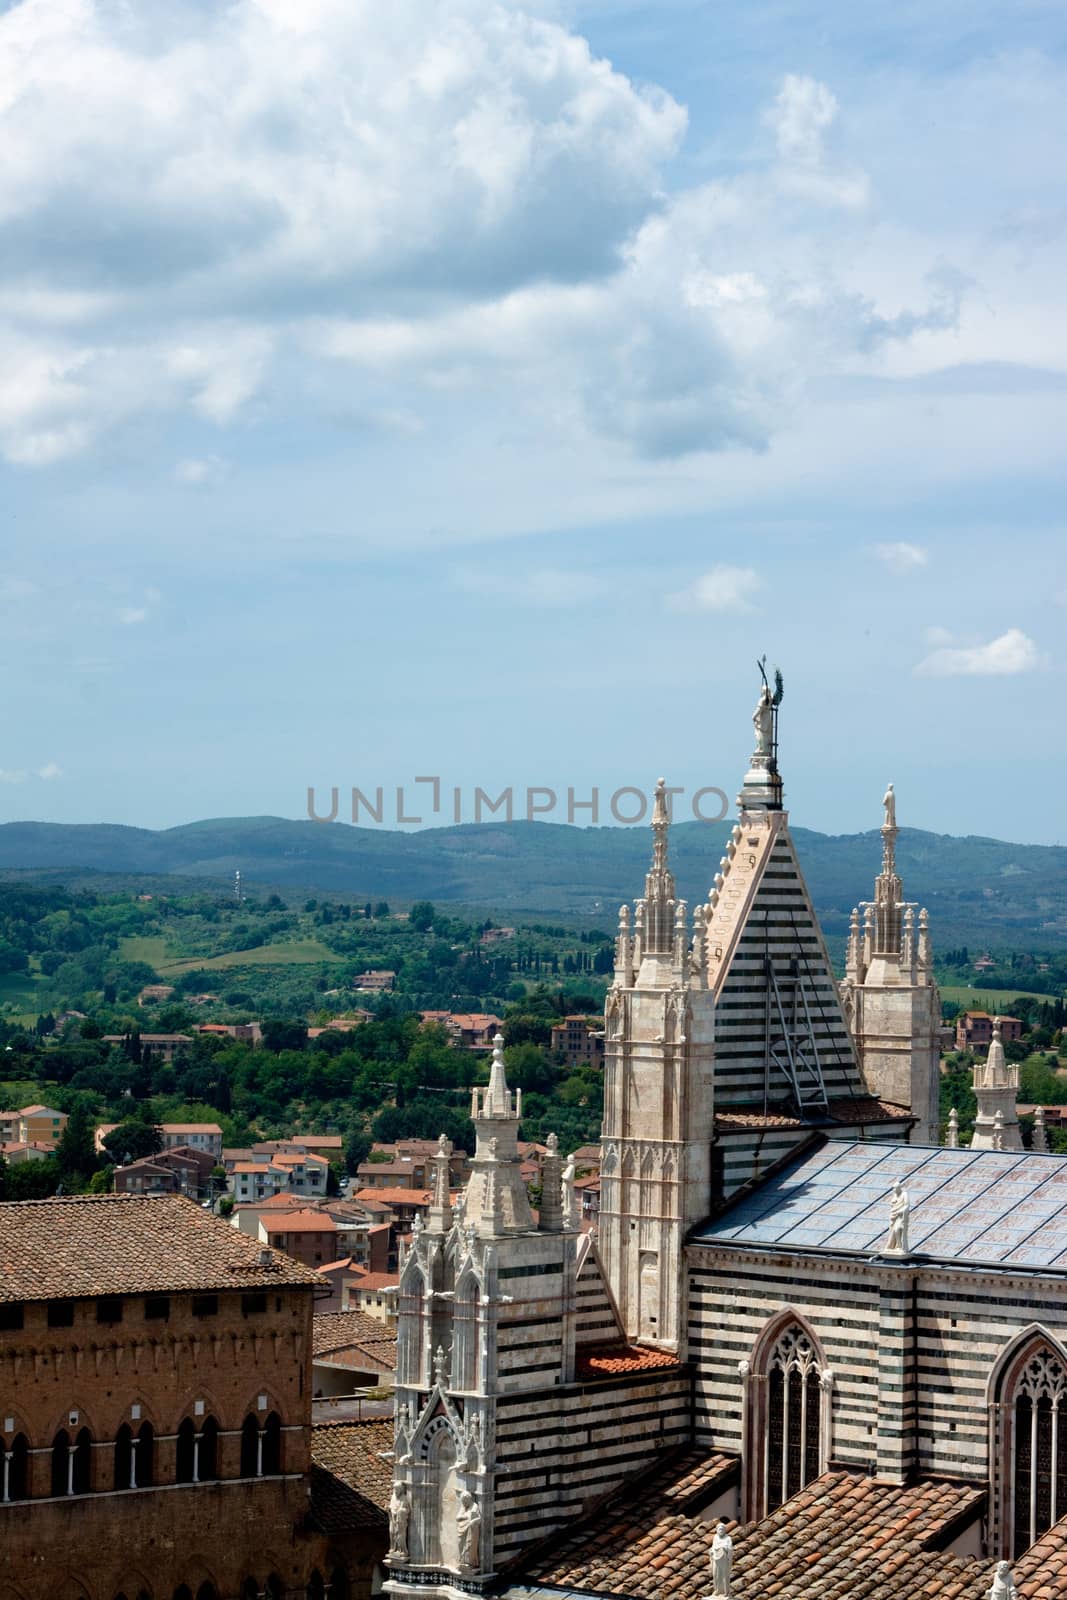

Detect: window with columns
[50, 1426, 92, 1497]
[764, 1326, 823, 1513]
[0, 1431, 28, 1501]
[1006, 1345, 1067, 1556]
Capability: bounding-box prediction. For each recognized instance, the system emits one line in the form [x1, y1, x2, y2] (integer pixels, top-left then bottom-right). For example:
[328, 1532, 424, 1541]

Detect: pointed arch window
[765, 1326, 823, 1512]
[1006, 1345, 1067, 1556]
[1, 1430, 28, 1501]
[452, 1275, 480, 1392]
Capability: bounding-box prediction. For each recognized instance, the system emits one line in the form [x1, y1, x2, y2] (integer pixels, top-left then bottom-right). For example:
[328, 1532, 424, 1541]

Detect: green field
[118, 934, 340, 976]
[0, 968, 43, 1024]
[940, 985, 1055, 1010]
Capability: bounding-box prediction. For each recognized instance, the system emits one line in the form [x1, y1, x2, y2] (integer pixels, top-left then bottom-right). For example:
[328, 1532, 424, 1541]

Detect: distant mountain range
[1, 815, 1066, 947]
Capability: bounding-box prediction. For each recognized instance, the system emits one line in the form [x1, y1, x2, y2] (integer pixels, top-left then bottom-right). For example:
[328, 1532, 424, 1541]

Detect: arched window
[262, 1413, 281, 1476]
[172, 1587, 193, 1600]
[115, 1424, 133, 1491]
[198, 1417, 219, 1481]
[1, 1431, 28, 1501]
[452, 1279, 480, 1392]
[137, 1421, 155, 1488]
[330, 1569, 350, 1600]
[240, 1415, 259, 1479]
[51, 1427, 92, 1496]
[239, 1581, 258, 1600]
[265, 1578, 284, 1600]
[195, 1586, 217, 1600]
[764, 1326, 823, 1513]
[1006, 1344, 1067, 1556]
[307, 1572, 325, 1600]
[175, 1419, 196, 1485]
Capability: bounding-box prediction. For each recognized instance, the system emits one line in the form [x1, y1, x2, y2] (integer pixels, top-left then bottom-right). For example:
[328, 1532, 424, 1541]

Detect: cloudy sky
[1, 0, 1065, 844]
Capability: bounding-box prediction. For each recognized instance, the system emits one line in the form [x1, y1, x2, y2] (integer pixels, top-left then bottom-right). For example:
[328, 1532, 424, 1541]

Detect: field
[119, 934, 340, 976]
[0, 968, 44, 1026]
[940, 985, 1054, 1010]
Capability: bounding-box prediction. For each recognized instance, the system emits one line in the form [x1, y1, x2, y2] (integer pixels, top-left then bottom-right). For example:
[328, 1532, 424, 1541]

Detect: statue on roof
[985, 1560, 1018, 1600]
[710, 1521, 733, 1596]
[885, 1180, 910, 1255]
[883, 782, 896, 829]
[752, 657, 784, 762]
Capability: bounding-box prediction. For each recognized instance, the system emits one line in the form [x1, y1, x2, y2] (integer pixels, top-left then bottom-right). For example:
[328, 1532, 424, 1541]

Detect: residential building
[113, 1144, 215, 1198]
[0, 1141, 52, 1165]
[355, 1139, 468, 1191]
[550, 1015, 606, 1068]
[418, 1010, 503, 1049]
[258, 1210, 339, 1268]
[137, 984, 175, 1005]
[956, 1011, 1024, 1050]
[102, 1032, 194, 1063]
[311, 1310, 397, 1402]
[353, 970, 395, 991]
[342, 1269, 399, 1328]
[1, 1104, 68, 1149]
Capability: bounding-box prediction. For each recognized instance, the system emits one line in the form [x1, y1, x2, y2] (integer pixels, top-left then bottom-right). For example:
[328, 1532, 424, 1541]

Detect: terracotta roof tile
[311, 1418, 393, 1517]
[313, 1309, 398, 1361]
[575, 1344, 682, 1378]
[0, 1193, 321, 1300]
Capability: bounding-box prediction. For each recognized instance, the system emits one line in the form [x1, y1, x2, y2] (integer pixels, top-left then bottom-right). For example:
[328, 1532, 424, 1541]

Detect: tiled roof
[262, 1211, 337, 1234]
[521, 1462, 986, 1600]
[352, 1187, 432, 1206]
[520, 1448, 739, 1589]
[574, 1344, 681, 1378]
[313, 1310, 397, 1358]
[311, 1418, 393, 1518]
[826, 1096, 913, 1124]
[714, 1100, 911, 1134]
[0, 1194, 321, 1300]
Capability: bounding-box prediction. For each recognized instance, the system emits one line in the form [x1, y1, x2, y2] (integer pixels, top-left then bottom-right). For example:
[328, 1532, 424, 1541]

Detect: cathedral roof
[514, 1454, 993, 1600]
[693, 1138, 1067, 1270]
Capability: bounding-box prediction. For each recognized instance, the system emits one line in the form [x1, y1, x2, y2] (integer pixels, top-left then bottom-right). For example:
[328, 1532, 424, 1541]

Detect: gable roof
[517, 1457, 988, 1600]
[0, 1193, 321, 1300]
[693, 1138, 1067, 1270]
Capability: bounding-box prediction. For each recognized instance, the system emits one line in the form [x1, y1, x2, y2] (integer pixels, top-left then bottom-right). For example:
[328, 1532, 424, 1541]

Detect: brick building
[955, 1011, 1024, 1050]
[0, 1193, 385, 1598]
[114, 1144, 215, 1198]
[549, 1015, 606, 1068]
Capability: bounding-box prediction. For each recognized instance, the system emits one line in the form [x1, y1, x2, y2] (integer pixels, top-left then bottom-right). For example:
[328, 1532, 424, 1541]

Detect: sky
[1, 0, 1066, 844]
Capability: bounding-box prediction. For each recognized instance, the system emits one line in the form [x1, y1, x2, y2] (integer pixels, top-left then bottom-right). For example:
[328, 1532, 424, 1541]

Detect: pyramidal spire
[872, 782, 904, 957]
[641, 778, 677, 957]
[972, 1016, 1023, 1150]
[464, 1034, 535, 1234]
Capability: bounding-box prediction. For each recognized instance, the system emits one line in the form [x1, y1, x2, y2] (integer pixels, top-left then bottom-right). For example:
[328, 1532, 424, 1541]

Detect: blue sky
[1, 0, 1065, 843]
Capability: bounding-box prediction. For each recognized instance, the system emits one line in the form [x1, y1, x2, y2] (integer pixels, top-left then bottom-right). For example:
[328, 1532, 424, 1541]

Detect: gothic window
[0, 1431, 28, 1501]
[262, 1412, 281, 1475]
[51, 1427, 91, 1496]
[1009, 1346, 1067, 1556]
[452, 1277, 480, 1392]
[137, 1422, 155, 1488]
[115, 1424, 134, 1491]
[198, 1417, 219, 1481]
[307, 1571, 325, 1600]
[764, 1327, 822, 1512]
[175, 1420, 196, 1484]
[240, 1416, 259, 1479]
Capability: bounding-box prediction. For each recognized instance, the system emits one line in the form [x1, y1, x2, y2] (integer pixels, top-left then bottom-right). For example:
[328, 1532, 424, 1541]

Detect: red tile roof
[522, 1462, 990, 1600]
[575, 1344, 682, 1378]
[0, 1194, 321, 1300]
[262, 1211, 337, 1235]
[310, 1418, 392, 1534]
[352, 1187, 432, 1207]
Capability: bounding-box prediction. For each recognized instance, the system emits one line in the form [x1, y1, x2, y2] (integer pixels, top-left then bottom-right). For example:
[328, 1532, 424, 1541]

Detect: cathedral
[383, 682, 1067, 1600]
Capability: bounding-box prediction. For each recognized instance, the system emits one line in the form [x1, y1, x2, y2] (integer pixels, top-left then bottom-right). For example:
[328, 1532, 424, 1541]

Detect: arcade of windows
[82, 1569, 351, 1600]
[0, 1409, 284, 1503]
[754, 1322, 1067, 1561]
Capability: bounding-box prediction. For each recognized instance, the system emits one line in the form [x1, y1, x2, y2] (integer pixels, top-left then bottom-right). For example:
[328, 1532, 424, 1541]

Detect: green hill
[0, 816, 1065, 946]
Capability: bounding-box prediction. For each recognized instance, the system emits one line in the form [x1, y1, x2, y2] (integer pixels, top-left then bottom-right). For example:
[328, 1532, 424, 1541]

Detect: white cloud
[175, 456, 228, 487]
[767, 75, 839, 167]
[669, 564, 762, 612]
[0, 2, 965, 471]
[37, 762, 62, 780]
[117, 607, 148, 625]
[874, 541, 929, 572]
[915, 627, 1039, 676]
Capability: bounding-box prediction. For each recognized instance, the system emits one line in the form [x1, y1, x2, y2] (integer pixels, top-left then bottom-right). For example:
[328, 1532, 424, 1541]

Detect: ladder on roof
[765, 952, 830, 1118]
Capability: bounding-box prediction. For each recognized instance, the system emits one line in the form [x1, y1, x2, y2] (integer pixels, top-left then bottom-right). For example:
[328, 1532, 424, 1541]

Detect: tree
[344, 1129, 372, 1174]
[102, 1119, 164, 1165]
[6, 1156, 61, 1200]
[374, 902, 390, 919]
[55, 1098, 100, 1188]
[409, 901, 436, 933]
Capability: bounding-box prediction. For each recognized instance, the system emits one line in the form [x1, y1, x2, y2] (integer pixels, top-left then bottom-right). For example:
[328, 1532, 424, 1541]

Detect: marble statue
[883, 782, 896, 829]
[986, 1559, 1018, 1600]
[753, 684, 774, 759]
[710, 1521, 733, 1597]
[389, 1480, 410, 1559]
[433, 1343, 448, 1387]
[885, 1180, 910, 1254]
[456, 1488, 482, 1570]
[562, 1151, 577, 1228]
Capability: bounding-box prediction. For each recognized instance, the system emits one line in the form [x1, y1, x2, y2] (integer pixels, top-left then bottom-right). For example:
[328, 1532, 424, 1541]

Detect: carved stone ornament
[710, 1521, 733, 1597]
[456, 1488, 482, 1572]
[388, 1479, 411, 1559]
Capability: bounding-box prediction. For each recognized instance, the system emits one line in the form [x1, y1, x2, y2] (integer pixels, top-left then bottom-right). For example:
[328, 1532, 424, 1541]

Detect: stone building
[0, 1193, 387, 1599]
[379, 682, 1067, 1600]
